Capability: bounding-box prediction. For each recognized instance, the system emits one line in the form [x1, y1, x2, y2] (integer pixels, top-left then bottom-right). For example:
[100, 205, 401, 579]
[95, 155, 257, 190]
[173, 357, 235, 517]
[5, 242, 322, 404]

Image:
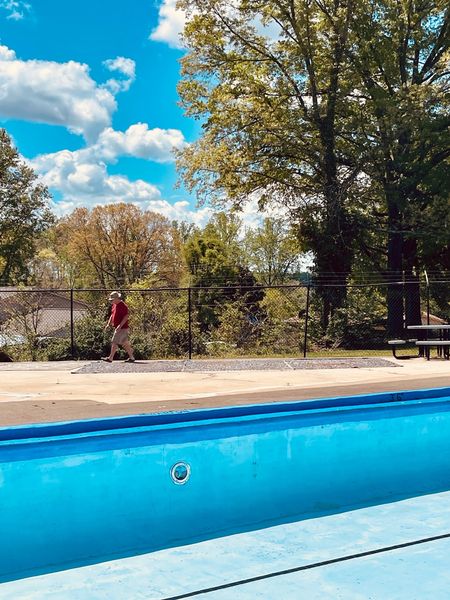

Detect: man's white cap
[108, 291, 122, 300]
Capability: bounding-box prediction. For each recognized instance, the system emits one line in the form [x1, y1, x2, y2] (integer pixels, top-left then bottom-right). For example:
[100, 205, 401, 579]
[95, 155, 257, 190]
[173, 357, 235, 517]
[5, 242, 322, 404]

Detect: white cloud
[103, 56, 136, 79]
[159, 199, 212, 226]
[0, 45, 137, 141]
[30, 137, 284, 229]
[31, 140, 212, 225]
[32, 123, 186, 172]
[103, 56, 136, 93]
[220, 194, 289, 231]
[0, 0, 30, 20]
[0, 45, 15, 60]
[30, 123, 191, 218]
[150, 0, 185, 49]
[149, 1, 280, 50]
[95, 123, 186, 163]
[50, 194, 213, 227]
[34, 149, 162, 209]
[31, 136, 289, 227]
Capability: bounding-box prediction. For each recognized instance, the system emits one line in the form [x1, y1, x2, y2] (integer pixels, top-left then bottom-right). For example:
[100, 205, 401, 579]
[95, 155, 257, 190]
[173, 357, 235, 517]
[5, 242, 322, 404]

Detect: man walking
[102, 291, 135, 363]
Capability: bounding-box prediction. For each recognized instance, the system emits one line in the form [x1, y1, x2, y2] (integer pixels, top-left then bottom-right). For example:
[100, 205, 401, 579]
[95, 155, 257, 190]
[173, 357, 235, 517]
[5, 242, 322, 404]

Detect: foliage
[0, 289, 46, 360]
[126, 284, 191, 358]
[177, 0, 362, 325]
[37, 314, 107, 361]
[177, 0, 449, 333]
[50, 204, 185, 288]
[0, 129, 54, 284]
[257, 287, 307, 354]
[208, 297, 263, 349]
[206, 211, 243, 266]
[183, 216, 266, 331]
[184, 217, 243, 285]
[244, 218, 303, 285]
[73, 314, 109, 359]
[27, 229, 79, 287]
[308, 285, 388, 349]
[42, 338, 73, 361]
[347, 0, 450, 334]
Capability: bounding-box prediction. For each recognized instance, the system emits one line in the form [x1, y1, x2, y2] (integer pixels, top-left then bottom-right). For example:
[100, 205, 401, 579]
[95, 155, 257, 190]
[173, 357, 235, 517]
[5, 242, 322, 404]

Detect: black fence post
[70, 288, 75, 359]
[424, 270, 430, 325]
[303, 284, 311, 358]
[188, 286, 192, 360]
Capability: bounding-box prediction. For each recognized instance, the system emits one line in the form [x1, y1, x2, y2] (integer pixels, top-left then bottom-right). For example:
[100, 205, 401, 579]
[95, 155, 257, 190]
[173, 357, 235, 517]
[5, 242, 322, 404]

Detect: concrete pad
[0, 358, 448, 426]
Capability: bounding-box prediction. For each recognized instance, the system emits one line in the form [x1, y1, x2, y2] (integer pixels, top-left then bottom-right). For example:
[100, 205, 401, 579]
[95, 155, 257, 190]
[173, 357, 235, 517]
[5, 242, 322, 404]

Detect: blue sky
[0, 0, 215, 223]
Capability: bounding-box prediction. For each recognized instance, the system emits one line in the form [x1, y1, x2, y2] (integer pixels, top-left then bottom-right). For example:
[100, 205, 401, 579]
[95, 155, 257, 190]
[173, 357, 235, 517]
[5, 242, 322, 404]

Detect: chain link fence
[0, 280, 448, 361]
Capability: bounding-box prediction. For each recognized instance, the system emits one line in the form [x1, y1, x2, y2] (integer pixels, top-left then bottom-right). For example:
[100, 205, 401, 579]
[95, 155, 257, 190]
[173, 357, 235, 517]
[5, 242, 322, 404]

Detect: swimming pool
[1, 386, 450, 585]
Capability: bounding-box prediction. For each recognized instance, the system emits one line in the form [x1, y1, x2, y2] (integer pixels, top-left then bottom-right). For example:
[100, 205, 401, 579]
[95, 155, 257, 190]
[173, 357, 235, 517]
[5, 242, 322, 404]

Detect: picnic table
[406, 324, 450, 360]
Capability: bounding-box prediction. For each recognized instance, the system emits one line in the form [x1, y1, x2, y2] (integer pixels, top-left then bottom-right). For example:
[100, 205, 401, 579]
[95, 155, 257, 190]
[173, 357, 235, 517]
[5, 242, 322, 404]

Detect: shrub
[42, 338, 72, 361]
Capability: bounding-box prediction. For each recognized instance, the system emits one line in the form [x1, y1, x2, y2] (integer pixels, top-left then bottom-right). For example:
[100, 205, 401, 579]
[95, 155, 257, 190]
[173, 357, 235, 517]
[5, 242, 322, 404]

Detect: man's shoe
[101, 357, 113, 363]
[124, 357, 135, 363]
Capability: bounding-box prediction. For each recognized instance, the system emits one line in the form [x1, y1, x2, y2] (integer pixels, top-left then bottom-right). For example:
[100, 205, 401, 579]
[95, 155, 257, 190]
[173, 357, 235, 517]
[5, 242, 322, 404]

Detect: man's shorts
[112, 327, 129, 345]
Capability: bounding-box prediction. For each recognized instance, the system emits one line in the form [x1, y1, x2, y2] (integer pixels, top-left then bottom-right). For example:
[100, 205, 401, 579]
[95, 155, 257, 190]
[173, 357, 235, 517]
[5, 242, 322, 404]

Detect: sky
[0, 0, 222, 225]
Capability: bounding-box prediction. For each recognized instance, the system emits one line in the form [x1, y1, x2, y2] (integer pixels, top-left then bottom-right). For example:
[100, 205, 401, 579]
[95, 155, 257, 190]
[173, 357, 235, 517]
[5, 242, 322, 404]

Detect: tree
[1, 290, 45, 361]
[177, 0, 449, 336]
[208, 211, 243, 264]
[177, 0, 361, 328]
[28, 227, 79, 288]
[172, 220, 200, 244]
[55, 204, 184, 288]
[184, 213, 245, 287]
[245, 217, 303, 285]
[348, 0, 450, 335]
[184, 220, 264, 332]
[0, 129, 54, 284]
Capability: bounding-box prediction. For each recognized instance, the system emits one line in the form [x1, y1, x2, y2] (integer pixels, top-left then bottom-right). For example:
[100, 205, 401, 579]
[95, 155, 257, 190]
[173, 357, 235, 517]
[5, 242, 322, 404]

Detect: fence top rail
[0, 285, 307, 293]
[0, 280, 448, 295]
[0, 289, 74, 294]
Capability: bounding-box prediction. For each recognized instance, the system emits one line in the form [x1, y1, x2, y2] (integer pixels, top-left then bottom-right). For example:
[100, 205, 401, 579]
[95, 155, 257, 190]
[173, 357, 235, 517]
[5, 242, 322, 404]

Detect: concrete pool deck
[0, 356, 448, 426]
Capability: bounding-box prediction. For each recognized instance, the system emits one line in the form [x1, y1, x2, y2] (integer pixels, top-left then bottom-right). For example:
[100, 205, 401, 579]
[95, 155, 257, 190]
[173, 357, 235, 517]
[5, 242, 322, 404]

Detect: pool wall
[1, 387, 450, 581]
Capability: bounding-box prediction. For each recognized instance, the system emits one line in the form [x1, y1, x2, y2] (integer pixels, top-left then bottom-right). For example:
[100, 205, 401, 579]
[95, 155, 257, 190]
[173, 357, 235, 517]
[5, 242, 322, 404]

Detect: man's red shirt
[111, 301, 129, 329]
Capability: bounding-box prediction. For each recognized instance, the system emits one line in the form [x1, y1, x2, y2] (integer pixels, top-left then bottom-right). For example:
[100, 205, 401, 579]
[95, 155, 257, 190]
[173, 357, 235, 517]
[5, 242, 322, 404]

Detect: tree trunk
[403, 237, 422, 326]
[316, 122, 352, 330]
[385, 182, 405, 338]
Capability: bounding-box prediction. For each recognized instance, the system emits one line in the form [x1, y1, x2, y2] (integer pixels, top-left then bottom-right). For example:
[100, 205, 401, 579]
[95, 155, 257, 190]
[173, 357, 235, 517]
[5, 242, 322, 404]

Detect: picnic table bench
[407, 325, 450, 361]
[388, 324, 450, 360]
[387, 339, 419, 359]
[414, 340, 450, 360]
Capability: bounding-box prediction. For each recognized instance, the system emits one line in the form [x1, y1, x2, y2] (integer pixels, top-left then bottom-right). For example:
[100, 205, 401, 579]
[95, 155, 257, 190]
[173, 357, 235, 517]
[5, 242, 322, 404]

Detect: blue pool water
[1, 387, 450, 584]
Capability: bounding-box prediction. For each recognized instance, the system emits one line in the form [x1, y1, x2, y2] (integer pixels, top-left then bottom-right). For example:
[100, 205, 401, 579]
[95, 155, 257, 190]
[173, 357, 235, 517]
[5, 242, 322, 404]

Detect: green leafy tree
[178, 0, 449, 338]
[208, 211, 243, 265]
[245, 217, 303, 285]
[177, 0, 361, 328]
[126, 279, 191, 358]
[258, 286, 307, 355]
[184, 220, 265, 333]
[348, 0, 449, 334]
[0, 129, 54, 284]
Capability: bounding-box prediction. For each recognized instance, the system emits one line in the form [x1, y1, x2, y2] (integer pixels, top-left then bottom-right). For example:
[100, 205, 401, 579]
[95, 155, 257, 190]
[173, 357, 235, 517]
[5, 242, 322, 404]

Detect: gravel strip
[0, 361, 89, 372]
[72, 357, 398, 374]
